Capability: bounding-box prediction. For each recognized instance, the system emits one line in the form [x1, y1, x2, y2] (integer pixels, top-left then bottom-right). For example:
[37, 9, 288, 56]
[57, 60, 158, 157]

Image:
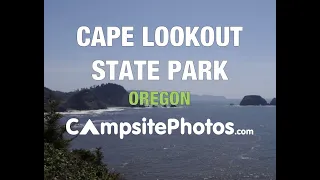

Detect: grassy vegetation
[44, 100, 124, 180]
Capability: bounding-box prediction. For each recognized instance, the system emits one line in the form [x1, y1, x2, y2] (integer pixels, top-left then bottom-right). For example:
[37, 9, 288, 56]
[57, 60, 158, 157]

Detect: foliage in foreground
[44, 100, 123, 180]
[44, 143, 121, 180]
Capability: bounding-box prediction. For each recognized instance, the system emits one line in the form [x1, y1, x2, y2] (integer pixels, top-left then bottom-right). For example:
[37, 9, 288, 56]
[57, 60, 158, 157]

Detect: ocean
[61, 101, 276, 180]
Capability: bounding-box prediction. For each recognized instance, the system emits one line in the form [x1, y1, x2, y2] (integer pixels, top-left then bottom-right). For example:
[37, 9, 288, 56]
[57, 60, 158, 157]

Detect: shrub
[44, 100, 123, 180]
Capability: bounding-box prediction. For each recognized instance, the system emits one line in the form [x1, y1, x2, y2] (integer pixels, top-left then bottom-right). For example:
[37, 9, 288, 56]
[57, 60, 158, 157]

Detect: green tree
[44, 99, 71, 149]
[44, 99, 123, 180]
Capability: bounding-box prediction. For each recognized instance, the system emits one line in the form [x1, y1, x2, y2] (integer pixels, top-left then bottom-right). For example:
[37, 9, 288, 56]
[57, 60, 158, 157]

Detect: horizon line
[44, 84, 275, 100]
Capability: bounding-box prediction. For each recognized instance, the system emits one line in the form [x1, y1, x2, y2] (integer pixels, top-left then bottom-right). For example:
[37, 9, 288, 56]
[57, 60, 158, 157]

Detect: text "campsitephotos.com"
[66, 117, 254, 139]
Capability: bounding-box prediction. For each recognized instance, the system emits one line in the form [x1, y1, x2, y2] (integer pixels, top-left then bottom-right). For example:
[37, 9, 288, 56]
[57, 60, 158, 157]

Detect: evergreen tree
[44, 99, 123, 179]
[44, 99, 72, 149]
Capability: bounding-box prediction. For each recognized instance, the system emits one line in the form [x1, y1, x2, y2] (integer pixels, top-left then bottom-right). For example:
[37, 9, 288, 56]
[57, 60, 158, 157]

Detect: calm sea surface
[62, 102, 276, 180]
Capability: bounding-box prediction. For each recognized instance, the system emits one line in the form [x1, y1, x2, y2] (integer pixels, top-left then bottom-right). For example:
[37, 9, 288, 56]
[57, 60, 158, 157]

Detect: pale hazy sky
[44, 0, 276, 99]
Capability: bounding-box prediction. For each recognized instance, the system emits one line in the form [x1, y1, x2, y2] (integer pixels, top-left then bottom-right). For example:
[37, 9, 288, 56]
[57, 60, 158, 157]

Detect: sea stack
[239, 95, 268, 106]
[269, 98, 276, 106]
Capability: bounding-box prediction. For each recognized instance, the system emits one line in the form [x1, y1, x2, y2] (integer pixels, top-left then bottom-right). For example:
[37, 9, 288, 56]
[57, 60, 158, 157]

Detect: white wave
[71, 119, 114, 129]
[163, 144, 176, 150]
[72, 123, 84, 129]
[103, 107, 126, 112]
[92, 119, 113, 123]
[142, 106, 153, 109]
[239, 154, 252, 160]
[131, 107, 145, 110]
[60, 107, 125, 115]
[121, 162, 129, 167]
[59, 105, 186, 117]
[251, 144, 260, 151]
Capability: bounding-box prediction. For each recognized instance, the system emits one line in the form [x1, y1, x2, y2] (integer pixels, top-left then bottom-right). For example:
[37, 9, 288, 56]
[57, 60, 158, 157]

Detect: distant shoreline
[44, 83, 275, 112]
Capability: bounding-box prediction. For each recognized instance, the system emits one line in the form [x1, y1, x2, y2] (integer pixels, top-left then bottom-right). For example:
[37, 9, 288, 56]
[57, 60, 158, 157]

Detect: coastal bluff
[239, 95, 268, 106]
[44, 83, 130, 112]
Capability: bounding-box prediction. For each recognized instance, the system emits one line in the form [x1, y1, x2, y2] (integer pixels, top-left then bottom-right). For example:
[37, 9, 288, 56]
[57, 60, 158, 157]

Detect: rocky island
[269, 98, 276, 106]
[239, 95, 268, 106]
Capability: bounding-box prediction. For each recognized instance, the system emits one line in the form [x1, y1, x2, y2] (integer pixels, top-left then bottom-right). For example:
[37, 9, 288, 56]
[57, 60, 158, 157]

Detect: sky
[44, 0, 276, 99]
